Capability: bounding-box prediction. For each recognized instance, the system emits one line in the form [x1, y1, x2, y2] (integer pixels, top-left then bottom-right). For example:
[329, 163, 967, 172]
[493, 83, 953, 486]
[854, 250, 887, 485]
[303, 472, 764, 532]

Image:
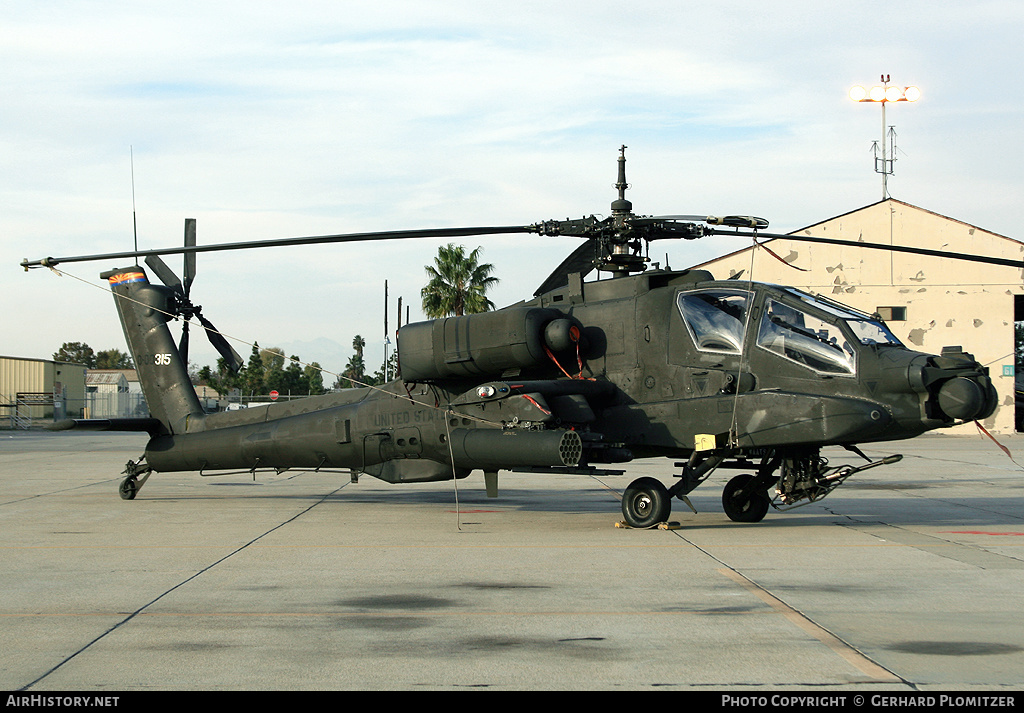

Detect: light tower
[849, 75, 920, 199]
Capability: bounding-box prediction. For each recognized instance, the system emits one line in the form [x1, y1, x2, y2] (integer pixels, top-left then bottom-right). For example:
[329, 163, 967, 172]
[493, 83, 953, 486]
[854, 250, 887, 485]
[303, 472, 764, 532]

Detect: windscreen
[783, 289, 903, 346]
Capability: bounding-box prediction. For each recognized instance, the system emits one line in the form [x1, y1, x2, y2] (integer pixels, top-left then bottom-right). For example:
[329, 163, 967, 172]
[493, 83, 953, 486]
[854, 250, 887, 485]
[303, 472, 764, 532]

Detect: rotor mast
[605, 145, 646, 277]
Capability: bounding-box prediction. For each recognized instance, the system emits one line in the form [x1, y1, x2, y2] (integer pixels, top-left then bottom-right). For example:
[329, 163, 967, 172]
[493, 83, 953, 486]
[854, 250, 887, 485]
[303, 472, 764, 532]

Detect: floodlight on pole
[849, 74, 920, 200]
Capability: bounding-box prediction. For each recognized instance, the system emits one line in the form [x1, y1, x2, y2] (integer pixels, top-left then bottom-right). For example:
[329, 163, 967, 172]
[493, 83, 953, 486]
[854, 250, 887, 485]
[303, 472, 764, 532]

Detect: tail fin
[101, 266, 205, 435]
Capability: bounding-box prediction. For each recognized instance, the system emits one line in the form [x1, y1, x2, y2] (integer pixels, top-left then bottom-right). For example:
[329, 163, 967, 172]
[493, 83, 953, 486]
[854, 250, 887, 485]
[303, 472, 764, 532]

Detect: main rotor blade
[183, 218, 196, 297]
[652, 216, 769, 229]
[26, 218, 1021, 275]
[709, 228, 1024, 270]
[652, 215, 711, 222]
[21, 225, 533, 269]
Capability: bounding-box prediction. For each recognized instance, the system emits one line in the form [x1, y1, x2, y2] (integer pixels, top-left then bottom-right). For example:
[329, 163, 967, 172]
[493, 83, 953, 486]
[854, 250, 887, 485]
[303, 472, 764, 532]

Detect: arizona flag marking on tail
[107, 271, 147, 287]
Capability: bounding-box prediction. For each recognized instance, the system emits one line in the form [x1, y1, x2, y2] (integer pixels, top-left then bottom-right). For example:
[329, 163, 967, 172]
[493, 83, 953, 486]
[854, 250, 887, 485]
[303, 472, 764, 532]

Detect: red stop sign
[269, 390, 279, 401]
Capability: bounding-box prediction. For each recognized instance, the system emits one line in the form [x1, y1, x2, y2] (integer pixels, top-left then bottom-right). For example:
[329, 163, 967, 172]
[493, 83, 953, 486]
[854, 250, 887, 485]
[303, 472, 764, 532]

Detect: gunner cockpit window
[677, 290, 751, 355]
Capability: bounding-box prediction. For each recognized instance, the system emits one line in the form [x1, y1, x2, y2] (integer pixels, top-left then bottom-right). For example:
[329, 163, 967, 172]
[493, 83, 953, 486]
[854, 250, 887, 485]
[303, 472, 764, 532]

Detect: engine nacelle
[397, 307, 582, 381]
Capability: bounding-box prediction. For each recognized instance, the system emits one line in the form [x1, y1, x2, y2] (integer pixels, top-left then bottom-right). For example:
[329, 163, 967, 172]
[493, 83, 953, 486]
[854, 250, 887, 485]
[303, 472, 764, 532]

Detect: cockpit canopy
[677, 286, 902, 376]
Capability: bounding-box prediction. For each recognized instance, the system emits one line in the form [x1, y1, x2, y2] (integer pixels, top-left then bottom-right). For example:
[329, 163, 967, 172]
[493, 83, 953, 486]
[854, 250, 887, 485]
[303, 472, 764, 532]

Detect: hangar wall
[0, 356, 87, 424]
[691, 199, 1023, 434]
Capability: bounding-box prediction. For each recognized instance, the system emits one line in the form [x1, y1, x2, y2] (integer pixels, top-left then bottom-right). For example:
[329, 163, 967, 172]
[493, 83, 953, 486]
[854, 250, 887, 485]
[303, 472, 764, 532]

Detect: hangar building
[0, 356, 87, 427]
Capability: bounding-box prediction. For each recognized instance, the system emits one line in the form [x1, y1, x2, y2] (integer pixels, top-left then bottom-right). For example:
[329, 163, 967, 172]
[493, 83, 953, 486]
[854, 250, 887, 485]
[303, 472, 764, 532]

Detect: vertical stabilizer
[101, 266, 205, 435]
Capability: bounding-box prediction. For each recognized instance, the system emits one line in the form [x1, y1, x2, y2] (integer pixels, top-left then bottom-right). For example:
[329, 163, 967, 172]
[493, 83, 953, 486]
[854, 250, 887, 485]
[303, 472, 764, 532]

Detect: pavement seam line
[17, 484, 346, 691]
[717, 567, 904, 684]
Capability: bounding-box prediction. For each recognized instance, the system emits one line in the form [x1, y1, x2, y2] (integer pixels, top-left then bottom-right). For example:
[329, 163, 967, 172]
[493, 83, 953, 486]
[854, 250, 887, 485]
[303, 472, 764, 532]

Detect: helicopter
[20, 147, 1008, 529]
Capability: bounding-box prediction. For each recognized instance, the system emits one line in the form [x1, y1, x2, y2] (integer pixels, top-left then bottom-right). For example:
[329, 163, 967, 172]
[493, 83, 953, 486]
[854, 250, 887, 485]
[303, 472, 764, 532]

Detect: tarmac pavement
[0, 429, 1022, 691]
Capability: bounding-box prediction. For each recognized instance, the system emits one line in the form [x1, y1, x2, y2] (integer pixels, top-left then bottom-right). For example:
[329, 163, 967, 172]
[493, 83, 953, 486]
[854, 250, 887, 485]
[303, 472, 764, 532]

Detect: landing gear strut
[619, 453, 726, 528]
[119, 457, 153, 500]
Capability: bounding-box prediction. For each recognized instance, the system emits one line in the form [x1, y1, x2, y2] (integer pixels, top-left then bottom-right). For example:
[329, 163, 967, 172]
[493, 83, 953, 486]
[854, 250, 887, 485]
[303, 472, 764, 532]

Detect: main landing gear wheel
[622, 477, 672, 528]
[119, 476, 138, 501]
[722, 473, 770, 523]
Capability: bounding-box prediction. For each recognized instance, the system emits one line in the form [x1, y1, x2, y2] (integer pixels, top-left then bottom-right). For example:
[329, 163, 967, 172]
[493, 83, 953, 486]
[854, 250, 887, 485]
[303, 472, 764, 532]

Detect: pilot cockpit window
[677, 289, 751, 354]
[782, 289, 903, 347]
[757, 298, 856, 375]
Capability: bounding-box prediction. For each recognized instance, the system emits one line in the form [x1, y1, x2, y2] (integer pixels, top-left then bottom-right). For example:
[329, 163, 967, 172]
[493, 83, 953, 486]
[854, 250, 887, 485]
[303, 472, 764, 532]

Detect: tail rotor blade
[183, 218, 196, 297]
[179, 320, 190, 365]
[196, 312, 243, 373]
[144, 253, 183, 294]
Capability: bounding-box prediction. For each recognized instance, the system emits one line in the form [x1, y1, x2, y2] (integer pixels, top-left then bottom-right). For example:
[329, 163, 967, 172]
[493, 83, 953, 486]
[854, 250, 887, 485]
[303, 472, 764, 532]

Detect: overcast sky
[4, 1, 1022, 379]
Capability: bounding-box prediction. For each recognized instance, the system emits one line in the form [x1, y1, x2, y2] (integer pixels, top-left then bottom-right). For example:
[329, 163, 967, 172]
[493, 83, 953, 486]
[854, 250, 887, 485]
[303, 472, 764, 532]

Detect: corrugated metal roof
[86, 372, 127, 385]
[89, 369, 139, 382]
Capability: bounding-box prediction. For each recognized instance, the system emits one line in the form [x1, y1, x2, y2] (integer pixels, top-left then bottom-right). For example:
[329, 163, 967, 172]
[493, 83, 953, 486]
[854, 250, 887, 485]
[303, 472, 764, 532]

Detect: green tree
[197, 357, 244, 397]
[340, 335, 367, 387]
[260, 347, 286, 372]
[262, 347, 287, 394]
[53, 341, 96, 368]
[303, 362, 326, 395]
[421, 244, 499, 318]
[282, 355, 304, 393]
[200, 350, 326, 399]
[95, 348, 134, 370]
[244, 343, 266, 395]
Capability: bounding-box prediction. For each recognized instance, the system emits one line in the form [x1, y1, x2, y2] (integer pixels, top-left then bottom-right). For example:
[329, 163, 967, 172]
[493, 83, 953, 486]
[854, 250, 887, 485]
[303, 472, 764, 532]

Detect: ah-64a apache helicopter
[22, 147, 1008, 528]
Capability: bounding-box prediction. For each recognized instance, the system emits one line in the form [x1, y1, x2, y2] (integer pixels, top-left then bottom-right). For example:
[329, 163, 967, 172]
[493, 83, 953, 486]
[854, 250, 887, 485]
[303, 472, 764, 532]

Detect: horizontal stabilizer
[49, 418, 163, 434]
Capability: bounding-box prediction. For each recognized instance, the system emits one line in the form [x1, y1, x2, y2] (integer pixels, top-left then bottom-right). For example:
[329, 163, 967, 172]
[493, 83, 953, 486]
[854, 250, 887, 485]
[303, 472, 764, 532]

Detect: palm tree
[341, 334, 366, 386]
[421, 244, 499, 318]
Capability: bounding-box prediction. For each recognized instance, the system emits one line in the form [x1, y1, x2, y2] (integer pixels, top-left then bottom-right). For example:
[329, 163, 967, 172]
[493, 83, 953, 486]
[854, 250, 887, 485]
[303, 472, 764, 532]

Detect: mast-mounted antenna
[611, 144, 632, 215]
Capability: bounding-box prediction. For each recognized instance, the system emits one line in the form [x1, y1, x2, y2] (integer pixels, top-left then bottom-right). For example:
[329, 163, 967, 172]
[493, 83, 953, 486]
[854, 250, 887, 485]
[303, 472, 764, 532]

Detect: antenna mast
[383, 280, 390, 381]
[130, 146, 139, 260]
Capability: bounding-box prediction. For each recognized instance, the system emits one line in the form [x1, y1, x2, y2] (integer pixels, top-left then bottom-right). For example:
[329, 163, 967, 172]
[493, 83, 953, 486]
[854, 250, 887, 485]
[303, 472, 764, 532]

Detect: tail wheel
[119, 476, 138, 501]
[722, 473, 770, 523]
[622, 477, 672, 528]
